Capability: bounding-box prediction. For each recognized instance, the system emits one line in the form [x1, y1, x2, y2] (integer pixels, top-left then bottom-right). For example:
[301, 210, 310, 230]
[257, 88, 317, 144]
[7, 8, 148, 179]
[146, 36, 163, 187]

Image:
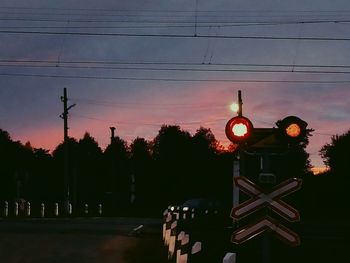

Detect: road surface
[0, 217, 167, 263]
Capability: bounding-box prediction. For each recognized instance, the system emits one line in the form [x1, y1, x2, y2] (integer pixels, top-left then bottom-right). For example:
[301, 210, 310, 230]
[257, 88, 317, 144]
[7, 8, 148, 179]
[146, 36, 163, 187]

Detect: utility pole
[60, 88, 76, 215]
[233, 90, 243, 227]
[238, 90, 243, 117]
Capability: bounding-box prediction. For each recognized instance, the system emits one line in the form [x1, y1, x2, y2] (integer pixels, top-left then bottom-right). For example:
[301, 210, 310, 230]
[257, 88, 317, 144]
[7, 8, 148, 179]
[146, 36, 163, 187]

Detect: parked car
[169, 198, 232, 227]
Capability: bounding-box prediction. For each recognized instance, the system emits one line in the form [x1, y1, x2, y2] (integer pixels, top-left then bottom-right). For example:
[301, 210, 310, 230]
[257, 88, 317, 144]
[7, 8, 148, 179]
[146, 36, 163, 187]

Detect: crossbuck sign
[231, 176, 302, 222]
[231, 176, 302, 246]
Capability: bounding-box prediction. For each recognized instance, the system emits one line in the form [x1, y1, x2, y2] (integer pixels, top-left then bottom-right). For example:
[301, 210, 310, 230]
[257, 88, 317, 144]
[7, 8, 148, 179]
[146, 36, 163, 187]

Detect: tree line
[0, 125, 348, 220]
[0, 126, 233, 216]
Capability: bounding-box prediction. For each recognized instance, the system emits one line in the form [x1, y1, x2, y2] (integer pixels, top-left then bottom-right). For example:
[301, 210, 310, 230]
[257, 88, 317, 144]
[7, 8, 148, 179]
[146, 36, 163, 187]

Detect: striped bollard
[54, 203, 59, 217]
[163, 213, 173, 244]
[173, 231, 185, 261]
[4, 201, 8, 217]
[168, 220, 178, 259]
[182, 207, 189, 220]
[40, 203, 45, 218]
[98, 204, 102, 216]
[189, 241, 202, 262]
[223, 253, 236, 263]
[176, 233, 189, 263]
[175, 206, 180, 220]
[26, 202, 31, 217]
[84, 204, 88, 215]
[191, 208, 195, 219]
[162, 209, 169, 240]
[166, 220, 177, 247]
[69, 203, 72, 215]
[14, 202, 18, 217]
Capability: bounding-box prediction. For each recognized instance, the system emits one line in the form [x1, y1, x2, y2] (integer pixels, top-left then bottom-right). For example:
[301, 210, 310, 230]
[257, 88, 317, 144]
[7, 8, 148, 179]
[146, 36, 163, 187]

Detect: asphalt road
[1, 218, 349, 263]
[0, 218, 168, 263]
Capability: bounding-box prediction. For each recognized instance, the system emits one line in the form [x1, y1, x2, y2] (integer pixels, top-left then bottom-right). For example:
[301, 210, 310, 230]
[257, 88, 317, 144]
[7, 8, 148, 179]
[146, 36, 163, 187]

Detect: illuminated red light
[232, 123, 248, 137]
[285, 123, 301, 138]
[225, 116, 253, 143]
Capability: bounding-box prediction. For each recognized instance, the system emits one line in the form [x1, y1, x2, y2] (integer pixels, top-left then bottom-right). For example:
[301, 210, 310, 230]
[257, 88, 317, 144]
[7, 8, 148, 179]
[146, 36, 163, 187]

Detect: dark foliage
[0, 124, 319, 218]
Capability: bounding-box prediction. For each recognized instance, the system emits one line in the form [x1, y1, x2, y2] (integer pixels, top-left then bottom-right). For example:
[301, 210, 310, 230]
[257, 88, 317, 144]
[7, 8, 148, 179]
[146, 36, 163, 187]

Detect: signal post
[226, 90, 308, 263]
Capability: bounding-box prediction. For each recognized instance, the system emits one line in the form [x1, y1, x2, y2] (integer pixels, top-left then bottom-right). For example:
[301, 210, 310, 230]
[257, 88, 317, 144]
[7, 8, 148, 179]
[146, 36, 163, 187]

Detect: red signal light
[225, 116, 254, 144]
[285, 123, 301, 138]
[277, 116, 308, 142]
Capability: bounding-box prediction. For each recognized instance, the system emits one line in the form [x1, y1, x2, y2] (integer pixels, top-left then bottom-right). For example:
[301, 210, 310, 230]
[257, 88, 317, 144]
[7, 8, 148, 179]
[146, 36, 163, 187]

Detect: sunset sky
[1, 0, 350, 167]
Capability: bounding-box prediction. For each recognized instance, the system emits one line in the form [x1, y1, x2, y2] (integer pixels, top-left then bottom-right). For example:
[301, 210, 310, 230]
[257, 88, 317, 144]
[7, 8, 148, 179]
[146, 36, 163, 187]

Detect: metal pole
[260, 152, 274, 263]
[233, 158, 240, 227]
[238, 90, 243, 117]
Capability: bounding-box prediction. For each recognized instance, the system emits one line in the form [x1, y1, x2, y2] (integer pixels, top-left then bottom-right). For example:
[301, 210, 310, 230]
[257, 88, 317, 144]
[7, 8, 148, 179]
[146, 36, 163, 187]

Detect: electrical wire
[2, 59, 350, 69]
[2, 29, 350, 42]
[2, 72, 350, 83]
[2, 63, 350, 74]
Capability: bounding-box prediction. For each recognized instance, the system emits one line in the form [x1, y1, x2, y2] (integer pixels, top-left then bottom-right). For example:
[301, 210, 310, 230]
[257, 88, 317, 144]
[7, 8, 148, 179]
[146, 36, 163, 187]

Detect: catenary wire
[2, 30, 350, 41]
[2, 72, 350, 84]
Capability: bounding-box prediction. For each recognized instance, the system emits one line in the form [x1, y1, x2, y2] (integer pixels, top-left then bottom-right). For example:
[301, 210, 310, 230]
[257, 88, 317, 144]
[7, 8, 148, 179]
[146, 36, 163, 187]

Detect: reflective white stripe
[235, 218, 271, 240]
[236, 178, 260, 195]
[234, 177, 300, 220]
[270, 200, 297, 219]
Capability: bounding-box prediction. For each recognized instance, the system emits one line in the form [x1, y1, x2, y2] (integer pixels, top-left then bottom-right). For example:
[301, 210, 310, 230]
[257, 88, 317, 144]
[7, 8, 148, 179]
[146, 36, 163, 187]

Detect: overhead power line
[3, 63, 350, 74]
[1, 17, 350, 27]
[2, 59, 350, 69]
[3, 6, 350, 14]
[2, 29, 350, 41]
[2, 72, 350, 84]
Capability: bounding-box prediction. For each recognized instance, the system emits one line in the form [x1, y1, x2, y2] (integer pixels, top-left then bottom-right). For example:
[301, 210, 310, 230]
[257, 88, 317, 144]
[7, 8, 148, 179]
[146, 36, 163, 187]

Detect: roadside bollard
[163, 213, 173, 244]
[4, 201, 8, 217]
[68, 203, 72, 215]
[182, 207, 189, 220]
[223, 252, 236, 263]
[162, 209, 169, 240]
[98, 204, 102, 216]
[166, 219, 177, 246]
[191, 208, 195, 219]
[168, 220, 178, 259]
[14, 202, 18, 217]
[26, 202, 31, 217]
[175, 231, 185, 259]
[175, 206, 180, 220]
[54, 203, 59, 217]
[84, 204, 88, 215]
[176, 234, 189, 263]
[40, 203, 45, 218]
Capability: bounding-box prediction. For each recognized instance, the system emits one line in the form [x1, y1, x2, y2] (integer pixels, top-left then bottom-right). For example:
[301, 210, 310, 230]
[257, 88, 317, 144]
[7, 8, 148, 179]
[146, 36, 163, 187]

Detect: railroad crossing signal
[231, 216, 300, 246]
[276, 115, 308, 144]
[231, 176, 302, 222]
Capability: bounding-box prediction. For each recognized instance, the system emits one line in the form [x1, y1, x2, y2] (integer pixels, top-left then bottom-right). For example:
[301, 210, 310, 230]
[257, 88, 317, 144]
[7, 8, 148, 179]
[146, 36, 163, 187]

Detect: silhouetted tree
[152, 125, 192, 207]
[130, 137, 154, 214]
[52, 137, 79, 204]
[26, 147, 53, 202]
[189, 127, 219, 198]
[76, 132, 103, 209]
[103, 135, 130, 215]
[317, 129, 350, 220]
[0, 130, 36, 203]
[320, 129, 349, 176]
